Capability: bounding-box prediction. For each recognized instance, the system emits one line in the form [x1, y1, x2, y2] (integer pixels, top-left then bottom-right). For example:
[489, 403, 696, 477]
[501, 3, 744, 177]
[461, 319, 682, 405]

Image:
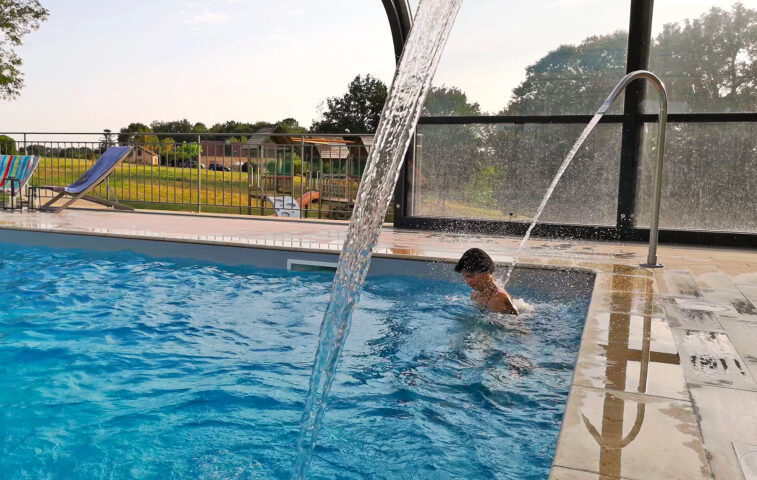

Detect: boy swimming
[455, 248, 519, 315]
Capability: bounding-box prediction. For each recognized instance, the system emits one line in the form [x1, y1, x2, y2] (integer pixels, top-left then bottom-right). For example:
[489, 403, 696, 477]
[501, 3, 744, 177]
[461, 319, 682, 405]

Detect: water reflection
[580, 265, 680, 477]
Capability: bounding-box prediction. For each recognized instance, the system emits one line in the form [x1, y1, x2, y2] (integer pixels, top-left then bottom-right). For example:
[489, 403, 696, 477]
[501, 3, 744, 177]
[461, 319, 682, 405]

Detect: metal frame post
[197, 134, 202, 213]
[616, 0, 654, 233]
[382, 0, 414, 225]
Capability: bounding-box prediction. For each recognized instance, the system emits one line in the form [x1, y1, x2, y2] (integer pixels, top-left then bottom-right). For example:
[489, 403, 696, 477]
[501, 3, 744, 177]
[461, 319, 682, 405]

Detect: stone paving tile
[575, 312, 686, 400]
[581, 311, 677, 351]
[688, 264, 737, 290]
[690, 385, 757, 480]
[675, 329, 757, 391]
[673, 297, 739, 317]
[738, 284, 757, 309]
[718, 263, 757, 286]
[654, 269, 702, 297]
[588, 291, 665, 317]
[732, 442, 757, 480]
[662, 298, 724, 332]
[592, 273, 657, 294]
[701, 288, 757, 316]
[553, 386, 710, 480]
[572, 340, 688, 400]
[720, 318, 757, 380]
[550, 465, 626, 479]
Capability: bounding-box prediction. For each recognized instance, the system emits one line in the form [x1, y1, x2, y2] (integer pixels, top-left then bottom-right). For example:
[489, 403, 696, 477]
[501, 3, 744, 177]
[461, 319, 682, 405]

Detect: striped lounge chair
[38, 146, 134, 213]
[0, 154, 41, 207]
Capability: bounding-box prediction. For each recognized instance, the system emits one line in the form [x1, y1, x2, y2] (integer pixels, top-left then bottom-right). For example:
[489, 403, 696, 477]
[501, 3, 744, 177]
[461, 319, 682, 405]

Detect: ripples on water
[0, 244, 589, 479]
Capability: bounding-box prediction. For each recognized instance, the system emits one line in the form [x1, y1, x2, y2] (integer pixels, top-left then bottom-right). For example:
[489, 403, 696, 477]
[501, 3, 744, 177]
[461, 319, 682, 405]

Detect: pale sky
[1, 0, 751, 135]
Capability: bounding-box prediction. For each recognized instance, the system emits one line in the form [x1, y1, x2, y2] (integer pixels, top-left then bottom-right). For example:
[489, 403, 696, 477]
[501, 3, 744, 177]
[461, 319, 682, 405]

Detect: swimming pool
[0, 242, 592, 479]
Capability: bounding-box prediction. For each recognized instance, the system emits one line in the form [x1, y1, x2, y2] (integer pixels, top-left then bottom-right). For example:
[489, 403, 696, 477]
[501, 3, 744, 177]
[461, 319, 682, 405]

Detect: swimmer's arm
[491, 291, 519, 315]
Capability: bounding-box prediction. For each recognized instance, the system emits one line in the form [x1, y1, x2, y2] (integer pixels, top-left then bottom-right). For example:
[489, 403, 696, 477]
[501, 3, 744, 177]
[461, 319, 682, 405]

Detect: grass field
[28, 157, 367, 219]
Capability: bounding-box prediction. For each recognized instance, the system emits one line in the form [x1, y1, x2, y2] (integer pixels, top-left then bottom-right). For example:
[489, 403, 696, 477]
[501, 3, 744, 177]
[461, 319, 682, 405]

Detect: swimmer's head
[455, 248, 495, 290]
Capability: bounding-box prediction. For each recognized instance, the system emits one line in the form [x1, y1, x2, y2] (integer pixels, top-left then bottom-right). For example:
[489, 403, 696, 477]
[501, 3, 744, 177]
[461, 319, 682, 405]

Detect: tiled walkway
[1, 208, 756, 479]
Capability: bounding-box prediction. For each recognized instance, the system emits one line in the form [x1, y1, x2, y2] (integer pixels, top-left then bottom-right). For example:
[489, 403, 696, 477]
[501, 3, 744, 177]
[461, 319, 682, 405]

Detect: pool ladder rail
[598, 70, 668, 268]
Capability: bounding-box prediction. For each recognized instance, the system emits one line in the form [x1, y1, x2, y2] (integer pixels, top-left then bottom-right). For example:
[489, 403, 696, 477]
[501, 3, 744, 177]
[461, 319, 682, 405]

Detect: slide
[299, 191, 320, 209]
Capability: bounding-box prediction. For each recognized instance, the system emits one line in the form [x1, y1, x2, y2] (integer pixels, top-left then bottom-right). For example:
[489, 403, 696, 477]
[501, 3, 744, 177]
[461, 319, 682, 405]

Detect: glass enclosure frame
[385, 0, 757, 247]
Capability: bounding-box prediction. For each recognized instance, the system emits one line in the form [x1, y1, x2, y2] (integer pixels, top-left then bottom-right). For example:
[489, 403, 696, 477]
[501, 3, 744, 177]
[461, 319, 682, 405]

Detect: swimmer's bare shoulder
[490, 290, 519, 315]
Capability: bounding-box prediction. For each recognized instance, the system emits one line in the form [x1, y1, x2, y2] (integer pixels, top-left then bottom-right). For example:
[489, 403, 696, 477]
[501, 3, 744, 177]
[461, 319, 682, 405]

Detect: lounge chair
[38, 146, 134, 213]
[0, 154, 41, 208]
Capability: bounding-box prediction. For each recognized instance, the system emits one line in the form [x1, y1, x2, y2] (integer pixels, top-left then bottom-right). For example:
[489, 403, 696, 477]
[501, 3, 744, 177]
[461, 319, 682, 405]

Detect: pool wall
[0, 226, 595, 293]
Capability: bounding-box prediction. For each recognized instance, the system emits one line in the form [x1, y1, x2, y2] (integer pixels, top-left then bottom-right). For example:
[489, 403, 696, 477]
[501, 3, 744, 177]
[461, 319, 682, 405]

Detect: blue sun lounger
[38, 146, 134, 213]
[0, 154, 41, 208]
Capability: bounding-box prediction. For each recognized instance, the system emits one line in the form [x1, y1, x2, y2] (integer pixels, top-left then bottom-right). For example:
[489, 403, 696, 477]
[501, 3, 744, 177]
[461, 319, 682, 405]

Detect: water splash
[502, 112, 604, 287]
[290, 1, 463, 478]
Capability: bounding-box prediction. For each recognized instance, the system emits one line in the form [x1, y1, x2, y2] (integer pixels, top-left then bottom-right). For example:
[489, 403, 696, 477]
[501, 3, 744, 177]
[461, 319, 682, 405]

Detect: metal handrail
[598, 70, 668, 268]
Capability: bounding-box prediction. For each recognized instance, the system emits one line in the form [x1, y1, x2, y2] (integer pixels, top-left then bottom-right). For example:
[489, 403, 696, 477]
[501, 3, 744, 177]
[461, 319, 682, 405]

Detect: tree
[504, 31, 628, 115]
[423, 85, 481, 116]
[207, 120, 278, 141]
[274, 117, 308, 134]
[0, 134, 17, 154]
[503, 3, 756, 114]
[0, 0, 49, 100]
[159, 137, 175, 157]
[650, 2, 756, 112]
[118, 122, 152, 144]
[311, 74, 388, 134]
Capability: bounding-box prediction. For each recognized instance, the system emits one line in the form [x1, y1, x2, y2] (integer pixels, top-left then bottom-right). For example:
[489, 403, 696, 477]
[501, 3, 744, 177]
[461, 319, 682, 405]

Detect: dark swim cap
[454, 248, 495, 274]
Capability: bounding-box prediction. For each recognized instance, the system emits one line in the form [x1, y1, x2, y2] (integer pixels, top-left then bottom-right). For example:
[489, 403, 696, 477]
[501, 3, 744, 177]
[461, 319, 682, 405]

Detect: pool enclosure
[385, 0, 757, 248]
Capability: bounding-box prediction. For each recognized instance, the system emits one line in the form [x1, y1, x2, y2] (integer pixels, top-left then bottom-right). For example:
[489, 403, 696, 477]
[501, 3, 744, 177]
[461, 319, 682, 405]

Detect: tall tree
[311, 74, 388, 134]
[423, 85, 481, 116]
[148, 119, 206, 143]
[0, 0, 48, 100]
[117, 122, 152, 144]
[650, 2, 756, 112]
[274, 117, 308, 134]
[504, 31, 628, 115]
[504, 3, 756, 114]
[208, 120, 275, 141]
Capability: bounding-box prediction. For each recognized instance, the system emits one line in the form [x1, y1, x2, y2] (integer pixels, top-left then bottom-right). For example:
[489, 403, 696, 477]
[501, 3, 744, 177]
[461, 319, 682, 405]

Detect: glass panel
[647, 1, 757, 113]
[411, 123, 621, 226]
[636, 122, 757, 232]
[426, 1, 631, 116]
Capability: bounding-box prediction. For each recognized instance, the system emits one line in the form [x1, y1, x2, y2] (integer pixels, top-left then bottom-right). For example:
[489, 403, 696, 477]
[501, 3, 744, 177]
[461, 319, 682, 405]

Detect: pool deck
[2, 208, 757, 480]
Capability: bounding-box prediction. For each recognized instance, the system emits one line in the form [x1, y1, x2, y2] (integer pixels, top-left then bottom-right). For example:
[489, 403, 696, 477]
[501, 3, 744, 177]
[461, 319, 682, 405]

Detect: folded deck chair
[0, 154, 41, 207]
[38, 146, 133, 213]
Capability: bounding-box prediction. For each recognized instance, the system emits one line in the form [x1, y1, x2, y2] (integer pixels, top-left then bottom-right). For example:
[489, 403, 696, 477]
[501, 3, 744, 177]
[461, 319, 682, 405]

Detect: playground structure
[247, 135, 369, 219]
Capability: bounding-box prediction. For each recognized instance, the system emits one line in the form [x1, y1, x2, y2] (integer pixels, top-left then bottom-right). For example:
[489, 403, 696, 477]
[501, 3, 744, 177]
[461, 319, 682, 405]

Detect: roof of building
[242, 127, 275, 149]
[315, 143, 350, 160]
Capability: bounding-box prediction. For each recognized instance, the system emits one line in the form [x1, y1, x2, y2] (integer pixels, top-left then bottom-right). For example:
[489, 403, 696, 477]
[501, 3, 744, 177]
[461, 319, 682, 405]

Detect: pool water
[0, 244, 591, 479]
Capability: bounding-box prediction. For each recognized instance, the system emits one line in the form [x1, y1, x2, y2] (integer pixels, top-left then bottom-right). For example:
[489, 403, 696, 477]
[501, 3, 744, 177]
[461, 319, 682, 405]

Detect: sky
[1, 0, 752, 135]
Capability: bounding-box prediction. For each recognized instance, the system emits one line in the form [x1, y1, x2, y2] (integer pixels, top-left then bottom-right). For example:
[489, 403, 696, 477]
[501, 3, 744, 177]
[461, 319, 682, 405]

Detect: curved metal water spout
[598, 70, 668, 268]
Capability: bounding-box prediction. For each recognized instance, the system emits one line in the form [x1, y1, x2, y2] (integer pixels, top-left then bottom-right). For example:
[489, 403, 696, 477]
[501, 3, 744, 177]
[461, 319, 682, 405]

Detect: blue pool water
[0, 243, 591, 479]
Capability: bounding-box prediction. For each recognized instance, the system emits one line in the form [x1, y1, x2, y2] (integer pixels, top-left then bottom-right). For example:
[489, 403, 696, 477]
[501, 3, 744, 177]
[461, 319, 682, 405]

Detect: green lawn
[29, 157, 357, 219]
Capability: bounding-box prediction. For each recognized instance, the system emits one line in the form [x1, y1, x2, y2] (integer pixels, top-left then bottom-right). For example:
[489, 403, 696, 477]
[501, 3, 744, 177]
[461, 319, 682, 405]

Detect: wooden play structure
[247, 135, 369, 219]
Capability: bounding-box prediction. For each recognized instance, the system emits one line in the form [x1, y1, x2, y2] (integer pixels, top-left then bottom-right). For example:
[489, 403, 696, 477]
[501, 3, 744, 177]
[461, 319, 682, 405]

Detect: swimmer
[455, 248, 519, 315]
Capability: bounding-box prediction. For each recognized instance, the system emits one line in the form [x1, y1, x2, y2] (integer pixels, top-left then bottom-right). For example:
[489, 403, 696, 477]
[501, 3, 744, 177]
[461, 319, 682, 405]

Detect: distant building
[127, 146, 159, 166]
[200, 140, 243, 157]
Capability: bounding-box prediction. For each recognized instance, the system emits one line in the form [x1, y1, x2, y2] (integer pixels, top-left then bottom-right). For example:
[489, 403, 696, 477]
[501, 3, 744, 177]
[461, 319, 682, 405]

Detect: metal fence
[0, 132, 375, 220]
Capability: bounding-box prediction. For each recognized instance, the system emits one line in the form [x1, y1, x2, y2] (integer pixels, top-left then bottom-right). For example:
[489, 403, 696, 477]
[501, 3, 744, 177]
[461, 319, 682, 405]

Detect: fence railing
[0, 132, 375, 220]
